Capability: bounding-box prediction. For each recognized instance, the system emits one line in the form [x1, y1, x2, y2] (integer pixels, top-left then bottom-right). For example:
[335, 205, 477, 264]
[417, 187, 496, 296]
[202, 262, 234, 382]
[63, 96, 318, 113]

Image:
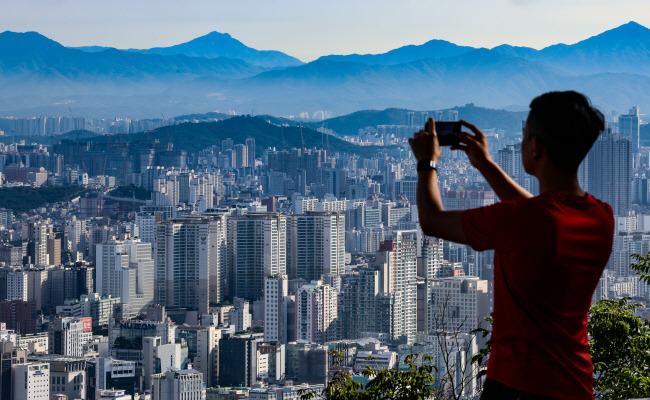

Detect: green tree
[588, 298, 650, 399]
[299, 352, 436, 400]
[630, 252, 650, 285]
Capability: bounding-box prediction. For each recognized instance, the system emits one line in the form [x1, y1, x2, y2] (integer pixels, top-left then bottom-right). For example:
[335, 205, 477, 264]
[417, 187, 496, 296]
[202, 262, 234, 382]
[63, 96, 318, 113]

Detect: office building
[218, 333, 263, 387]
[93, 358, 137, 397]
[152, 368, 205, 400]
[29, 355, 86, 400]
[49, 317, 92, 357]
[619, 106, 641, 154]
[12, 362, 50, 400]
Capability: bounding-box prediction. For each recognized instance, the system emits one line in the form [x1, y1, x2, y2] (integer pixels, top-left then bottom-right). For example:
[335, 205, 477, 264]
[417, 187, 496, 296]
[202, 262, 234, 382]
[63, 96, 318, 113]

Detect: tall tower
[619, 106, 640, 154]
[246, 138, 256, 169]
[154, 214, 227, 314]
[96, 238, 154, 315]
[287, 211, 345, 281]
[372, 230, 418, 343]
[587, 130, 632, 216]
[227, 213, 287, 301]
[497, 144, 538, 195]
[264, 274, 289, 344]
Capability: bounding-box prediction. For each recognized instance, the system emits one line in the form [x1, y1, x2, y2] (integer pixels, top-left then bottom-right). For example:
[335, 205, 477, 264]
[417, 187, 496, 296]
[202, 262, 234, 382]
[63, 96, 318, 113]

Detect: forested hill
[96, 116, 390, 156]
[304, 105, 528, 136]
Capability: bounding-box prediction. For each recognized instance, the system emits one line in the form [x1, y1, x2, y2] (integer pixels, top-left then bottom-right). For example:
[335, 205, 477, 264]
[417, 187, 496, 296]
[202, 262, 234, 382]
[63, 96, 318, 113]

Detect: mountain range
[1, 22, 650, 120]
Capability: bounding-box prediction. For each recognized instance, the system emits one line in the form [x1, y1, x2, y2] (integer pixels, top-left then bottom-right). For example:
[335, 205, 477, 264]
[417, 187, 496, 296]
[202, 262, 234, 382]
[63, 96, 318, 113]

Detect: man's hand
[409, 117, 441, 162]
[453, 120, 492, 169]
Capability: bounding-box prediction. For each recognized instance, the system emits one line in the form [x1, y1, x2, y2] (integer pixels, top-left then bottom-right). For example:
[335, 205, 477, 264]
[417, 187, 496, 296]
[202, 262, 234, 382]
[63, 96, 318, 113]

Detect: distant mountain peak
[205, 31, 232, 39]
[135, 31, 302, 68]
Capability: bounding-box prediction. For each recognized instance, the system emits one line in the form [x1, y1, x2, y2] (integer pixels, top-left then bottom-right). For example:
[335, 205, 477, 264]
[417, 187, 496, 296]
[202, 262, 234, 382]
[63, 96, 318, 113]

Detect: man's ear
[532, 137, 543, 161]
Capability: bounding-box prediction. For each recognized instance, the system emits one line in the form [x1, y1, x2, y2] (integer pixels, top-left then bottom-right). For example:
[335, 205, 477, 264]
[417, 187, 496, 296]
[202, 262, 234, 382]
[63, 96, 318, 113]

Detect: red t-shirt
[461, 191, 614, 399]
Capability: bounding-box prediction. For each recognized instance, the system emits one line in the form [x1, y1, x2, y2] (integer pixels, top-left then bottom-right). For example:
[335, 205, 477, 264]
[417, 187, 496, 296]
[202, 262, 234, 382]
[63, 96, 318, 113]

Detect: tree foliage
[299, 352, 436, 400]
[630, 252, 650, 285]
[108, 184, 152, 200]
[0, 185, 88, 212]
[588, 298, 650, 399]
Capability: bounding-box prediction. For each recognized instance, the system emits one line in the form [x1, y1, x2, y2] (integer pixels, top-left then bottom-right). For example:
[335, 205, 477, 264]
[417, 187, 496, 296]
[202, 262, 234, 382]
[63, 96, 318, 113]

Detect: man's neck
[537, 171, 585, 196]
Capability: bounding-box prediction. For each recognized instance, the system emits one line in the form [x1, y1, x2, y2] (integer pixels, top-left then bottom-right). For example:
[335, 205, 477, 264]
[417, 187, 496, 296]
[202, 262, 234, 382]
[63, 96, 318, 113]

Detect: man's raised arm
[454, 120, 533, 201]
[409, 118, 468, 244]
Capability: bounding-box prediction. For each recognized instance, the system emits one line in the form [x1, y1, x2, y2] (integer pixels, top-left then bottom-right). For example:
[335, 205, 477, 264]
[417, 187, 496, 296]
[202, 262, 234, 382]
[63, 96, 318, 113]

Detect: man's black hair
[526, 91, 605, 173]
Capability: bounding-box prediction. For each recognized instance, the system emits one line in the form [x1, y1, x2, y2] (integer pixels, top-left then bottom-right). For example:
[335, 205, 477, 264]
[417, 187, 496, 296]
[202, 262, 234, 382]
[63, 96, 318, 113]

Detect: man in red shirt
[409, 91, 614, 399]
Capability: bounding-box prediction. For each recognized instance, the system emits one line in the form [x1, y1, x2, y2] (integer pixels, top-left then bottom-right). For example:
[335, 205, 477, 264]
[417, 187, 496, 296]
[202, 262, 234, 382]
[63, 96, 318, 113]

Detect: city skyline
[1, 0, 648, 61]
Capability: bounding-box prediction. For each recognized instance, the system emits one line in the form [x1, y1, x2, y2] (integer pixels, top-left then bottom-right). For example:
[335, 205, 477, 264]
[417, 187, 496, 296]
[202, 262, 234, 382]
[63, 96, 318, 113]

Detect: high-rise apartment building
[340, 268, 382, 339]
[264, 275, 289, 344]
[287, 211, 345, 281]
[233, 144, 248, 168]
[417, 237, 444, 331]
[295, 281, 338, 344]
[587, 130, 632, 216]
[96, 239, 154, 315]
[246, 138, 256, 168]
[497, 144, 538, 195]
[227, 213, 286, 301]
[371, 231, 418, 343]
[155, 214, 227, 314]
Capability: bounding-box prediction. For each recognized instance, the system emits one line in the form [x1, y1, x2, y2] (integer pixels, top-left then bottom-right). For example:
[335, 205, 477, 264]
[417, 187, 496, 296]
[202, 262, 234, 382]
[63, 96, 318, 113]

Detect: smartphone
[434, 121, 461, 147]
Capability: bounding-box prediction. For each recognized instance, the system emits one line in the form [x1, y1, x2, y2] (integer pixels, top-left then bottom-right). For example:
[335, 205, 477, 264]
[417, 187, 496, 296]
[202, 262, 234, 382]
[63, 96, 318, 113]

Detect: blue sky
[1, 0, 648, 62]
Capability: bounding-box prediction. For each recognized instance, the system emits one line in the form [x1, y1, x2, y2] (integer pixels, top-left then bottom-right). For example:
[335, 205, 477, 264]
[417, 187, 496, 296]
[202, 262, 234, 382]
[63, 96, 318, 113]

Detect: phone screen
[435, 121, 461, 147]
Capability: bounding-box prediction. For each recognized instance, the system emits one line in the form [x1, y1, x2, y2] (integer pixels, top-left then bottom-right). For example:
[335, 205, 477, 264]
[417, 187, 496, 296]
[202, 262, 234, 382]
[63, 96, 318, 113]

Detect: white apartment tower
[228, 213, 287, 301]
[417, 237, 444, 331]
[295, 281, 338, 344]
[287, 211, 345, 281]
[372, 230, 418, 343]
[96, 238, 154, 315]
[155, 214, 227, 314]
[264, 275, 289, 344]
